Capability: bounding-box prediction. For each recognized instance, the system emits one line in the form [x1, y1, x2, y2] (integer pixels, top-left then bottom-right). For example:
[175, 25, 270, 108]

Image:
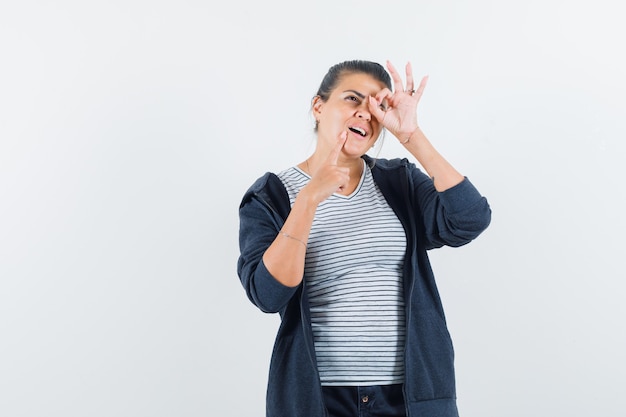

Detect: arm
[402, 127, 464, 192]
[368, 60, 464, 191]
[262, 133, 349, 287]
[238, 192, 300, 313]
[238, 135, 351, 313]
[410, 168, 492, 249]
[261, 191, 315, 288]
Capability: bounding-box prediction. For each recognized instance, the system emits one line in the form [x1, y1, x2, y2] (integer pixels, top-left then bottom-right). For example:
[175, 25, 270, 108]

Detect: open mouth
[348, 126, 367, 137]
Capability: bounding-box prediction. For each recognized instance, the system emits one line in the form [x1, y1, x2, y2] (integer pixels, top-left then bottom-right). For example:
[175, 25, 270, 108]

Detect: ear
[312, 95, 323, 120]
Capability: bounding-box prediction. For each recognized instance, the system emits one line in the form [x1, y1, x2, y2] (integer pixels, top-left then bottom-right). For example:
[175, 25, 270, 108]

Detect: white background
[1, 1, 624, 416]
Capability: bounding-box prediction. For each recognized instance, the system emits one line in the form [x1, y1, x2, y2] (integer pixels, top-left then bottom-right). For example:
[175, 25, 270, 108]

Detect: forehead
[332, 72, 388, 96]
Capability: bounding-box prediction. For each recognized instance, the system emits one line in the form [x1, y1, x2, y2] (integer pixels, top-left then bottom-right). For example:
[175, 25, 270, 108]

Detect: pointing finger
[327, 131, 347, 165]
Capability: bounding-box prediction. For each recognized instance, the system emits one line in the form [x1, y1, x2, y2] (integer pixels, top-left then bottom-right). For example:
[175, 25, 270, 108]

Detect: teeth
[349, 127, 366, 136]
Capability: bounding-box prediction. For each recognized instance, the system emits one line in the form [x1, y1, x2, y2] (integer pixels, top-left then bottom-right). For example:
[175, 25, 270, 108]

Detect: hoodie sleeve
[237, 180, 300, 314]
[410, 166, 492, 249]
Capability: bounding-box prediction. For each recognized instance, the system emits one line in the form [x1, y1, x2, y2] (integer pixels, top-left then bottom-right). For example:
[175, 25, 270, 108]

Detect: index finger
[326, 131, 347, 165]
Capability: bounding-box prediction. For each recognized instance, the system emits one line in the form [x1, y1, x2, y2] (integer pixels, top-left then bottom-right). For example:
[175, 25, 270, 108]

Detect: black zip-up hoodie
[237, 155, 491, 417]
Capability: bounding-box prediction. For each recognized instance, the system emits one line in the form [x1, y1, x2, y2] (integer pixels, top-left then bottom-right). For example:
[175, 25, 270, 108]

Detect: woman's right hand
[303, 132, 350, 205]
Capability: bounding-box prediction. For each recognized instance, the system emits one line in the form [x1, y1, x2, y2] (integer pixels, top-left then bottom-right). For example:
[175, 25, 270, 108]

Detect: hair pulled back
[314, 60, 392, 102]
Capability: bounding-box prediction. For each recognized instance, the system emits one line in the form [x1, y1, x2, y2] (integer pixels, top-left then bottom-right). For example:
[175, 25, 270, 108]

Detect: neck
[305, 155, 363, 176]
[302, 156, 364, 196]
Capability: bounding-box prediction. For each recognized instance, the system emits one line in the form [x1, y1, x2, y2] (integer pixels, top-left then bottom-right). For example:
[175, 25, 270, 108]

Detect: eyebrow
[343, 89, 366, 99]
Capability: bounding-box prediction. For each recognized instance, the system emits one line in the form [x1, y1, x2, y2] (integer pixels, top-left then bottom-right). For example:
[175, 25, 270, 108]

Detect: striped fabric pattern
[277, 161, 407, 386]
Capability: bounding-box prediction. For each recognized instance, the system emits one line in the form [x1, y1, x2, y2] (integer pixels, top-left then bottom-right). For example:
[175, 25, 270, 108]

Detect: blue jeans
[322, 384, 406, 417]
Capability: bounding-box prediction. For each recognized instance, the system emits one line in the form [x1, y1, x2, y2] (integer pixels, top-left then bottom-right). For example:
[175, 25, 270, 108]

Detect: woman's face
[313, 72, 387, 159]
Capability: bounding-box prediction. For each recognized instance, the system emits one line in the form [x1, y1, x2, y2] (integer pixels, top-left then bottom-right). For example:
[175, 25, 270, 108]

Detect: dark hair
[314, 60, 392, 102]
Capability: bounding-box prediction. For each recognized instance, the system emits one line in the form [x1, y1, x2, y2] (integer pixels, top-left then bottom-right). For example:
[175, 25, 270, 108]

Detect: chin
[344, 142, 371, 157]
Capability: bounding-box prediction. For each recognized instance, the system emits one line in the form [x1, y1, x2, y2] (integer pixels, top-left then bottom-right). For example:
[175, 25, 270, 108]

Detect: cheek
[371, 124, 384, 138]
[321, 112, 347, 132]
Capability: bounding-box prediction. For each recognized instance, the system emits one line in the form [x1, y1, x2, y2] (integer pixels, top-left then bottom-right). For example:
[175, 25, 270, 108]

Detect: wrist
[400, 127, 420, 145]
[295, 187, 322, 212]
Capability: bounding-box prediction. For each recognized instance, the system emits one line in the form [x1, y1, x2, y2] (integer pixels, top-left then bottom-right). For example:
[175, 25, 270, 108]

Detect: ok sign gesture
[368, 61, 428, 144]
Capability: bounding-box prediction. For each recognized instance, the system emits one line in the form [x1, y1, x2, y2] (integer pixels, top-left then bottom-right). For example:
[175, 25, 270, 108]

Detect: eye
[346, 95, 361, 104]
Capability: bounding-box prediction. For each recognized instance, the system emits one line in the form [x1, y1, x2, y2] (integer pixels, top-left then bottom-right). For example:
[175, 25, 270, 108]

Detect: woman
[237, 59, 491, 417]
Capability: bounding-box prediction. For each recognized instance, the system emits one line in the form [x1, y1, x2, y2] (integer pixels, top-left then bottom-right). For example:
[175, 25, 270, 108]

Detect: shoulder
[239, 172, 292, 221]
[363, 155, 425, 182]
[363, 155, 411, 171]
[245, 172, 278, 194]
[240, 172, 282, 205]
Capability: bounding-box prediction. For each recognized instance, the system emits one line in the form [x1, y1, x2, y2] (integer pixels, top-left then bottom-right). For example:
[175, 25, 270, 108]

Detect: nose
[355, 102, 371, 121]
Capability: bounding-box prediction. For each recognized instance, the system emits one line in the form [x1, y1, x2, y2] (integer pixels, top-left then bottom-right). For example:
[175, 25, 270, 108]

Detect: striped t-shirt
[277, 160, 407, 386]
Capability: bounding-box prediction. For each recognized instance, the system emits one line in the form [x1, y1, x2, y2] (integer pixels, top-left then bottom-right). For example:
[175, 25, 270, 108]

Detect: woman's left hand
[367, 60, 428, 143]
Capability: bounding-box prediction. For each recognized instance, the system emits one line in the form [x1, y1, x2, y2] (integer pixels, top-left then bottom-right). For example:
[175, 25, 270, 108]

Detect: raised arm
[368, 60, 465, 191]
